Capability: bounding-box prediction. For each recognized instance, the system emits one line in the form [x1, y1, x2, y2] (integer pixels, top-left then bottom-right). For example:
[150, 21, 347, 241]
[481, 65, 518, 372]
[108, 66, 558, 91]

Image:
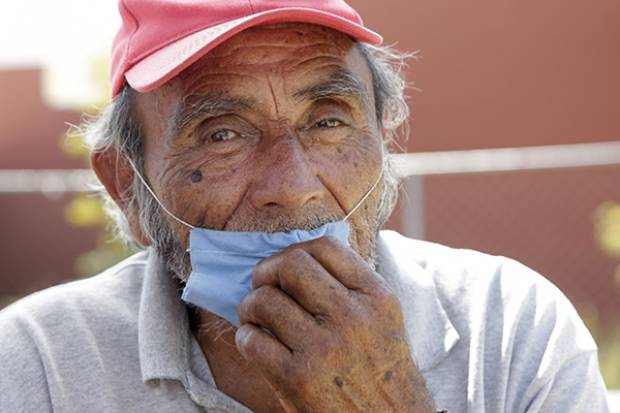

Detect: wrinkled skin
[92, 23, 434, 413]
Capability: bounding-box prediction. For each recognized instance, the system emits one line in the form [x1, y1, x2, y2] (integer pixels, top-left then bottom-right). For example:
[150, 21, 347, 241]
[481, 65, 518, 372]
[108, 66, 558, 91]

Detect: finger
[237, 285, 319, 350]
[295, 236, 386, 293]
[252, 247, 350, 316]
[235, 323, 292, 385]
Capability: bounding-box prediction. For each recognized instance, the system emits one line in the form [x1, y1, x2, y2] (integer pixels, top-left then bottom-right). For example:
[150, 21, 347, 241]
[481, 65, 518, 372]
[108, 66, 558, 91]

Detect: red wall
[352, 0, 620, 151]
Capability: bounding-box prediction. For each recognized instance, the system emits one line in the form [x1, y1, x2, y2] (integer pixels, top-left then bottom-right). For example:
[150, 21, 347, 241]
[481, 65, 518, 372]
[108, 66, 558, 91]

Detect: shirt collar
[376, 231, 460, 372]
[138, 249, 191, 383]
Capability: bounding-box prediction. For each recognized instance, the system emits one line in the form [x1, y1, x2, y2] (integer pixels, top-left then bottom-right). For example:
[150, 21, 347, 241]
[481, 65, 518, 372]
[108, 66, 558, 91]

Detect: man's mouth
[221, 205, 344, 234]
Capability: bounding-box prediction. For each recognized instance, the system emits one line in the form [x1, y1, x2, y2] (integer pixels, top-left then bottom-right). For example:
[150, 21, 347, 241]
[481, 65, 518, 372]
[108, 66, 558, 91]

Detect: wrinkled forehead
[156, 23, 372, 100]
[189, 23, 356, 69]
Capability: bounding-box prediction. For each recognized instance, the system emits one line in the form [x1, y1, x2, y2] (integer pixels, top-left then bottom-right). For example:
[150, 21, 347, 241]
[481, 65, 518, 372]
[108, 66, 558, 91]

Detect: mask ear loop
[125, 157, 196, 230]
[344, 168, 383, 222]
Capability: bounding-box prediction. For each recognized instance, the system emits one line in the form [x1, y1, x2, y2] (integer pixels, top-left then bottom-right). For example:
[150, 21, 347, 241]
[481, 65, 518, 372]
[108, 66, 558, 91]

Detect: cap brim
[124, 7, 383, 94]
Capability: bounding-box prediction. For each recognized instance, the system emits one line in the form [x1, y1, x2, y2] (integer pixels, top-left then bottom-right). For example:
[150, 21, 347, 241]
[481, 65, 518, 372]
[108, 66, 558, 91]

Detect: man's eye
[315, 118, 343, 128]
[210, 129, 238, 142]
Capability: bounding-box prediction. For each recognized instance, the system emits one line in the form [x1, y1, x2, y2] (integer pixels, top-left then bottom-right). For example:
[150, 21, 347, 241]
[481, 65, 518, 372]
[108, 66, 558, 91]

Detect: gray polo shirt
[0, 231, 611, 412]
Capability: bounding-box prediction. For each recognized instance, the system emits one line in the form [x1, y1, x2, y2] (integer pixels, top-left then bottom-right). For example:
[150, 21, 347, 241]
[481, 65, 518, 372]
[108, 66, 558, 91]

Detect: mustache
[223, 209, 343, 233]
[168, 210, 344, 281]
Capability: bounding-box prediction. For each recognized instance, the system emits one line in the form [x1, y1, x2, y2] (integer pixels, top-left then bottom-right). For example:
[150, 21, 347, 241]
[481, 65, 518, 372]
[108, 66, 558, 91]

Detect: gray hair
[84, 42, 413, 260]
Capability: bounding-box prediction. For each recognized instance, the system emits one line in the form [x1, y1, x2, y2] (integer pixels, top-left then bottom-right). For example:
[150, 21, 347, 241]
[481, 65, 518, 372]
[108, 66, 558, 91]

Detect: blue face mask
[129, 160, 382, 327]
[181, 221, 350, 326]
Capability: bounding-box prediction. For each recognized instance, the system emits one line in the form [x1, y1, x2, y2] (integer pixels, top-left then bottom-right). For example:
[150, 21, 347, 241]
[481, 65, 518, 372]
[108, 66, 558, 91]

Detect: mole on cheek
[191, 170, 203, 183]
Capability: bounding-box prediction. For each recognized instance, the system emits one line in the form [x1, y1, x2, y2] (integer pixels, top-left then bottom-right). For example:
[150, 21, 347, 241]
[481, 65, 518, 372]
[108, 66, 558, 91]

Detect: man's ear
[90, 148, 150, 246]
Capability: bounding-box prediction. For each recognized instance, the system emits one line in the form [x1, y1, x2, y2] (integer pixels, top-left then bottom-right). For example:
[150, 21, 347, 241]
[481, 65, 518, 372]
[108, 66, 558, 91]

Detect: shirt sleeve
[521, 350, 611, 412]
[0, 307, 53, 413]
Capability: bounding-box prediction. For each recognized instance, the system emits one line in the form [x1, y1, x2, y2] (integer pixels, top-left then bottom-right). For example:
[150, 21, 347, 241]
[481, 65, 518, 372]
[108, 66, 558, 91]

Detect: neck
[189, 309, 286, 413]
[190, 308, 236, 346]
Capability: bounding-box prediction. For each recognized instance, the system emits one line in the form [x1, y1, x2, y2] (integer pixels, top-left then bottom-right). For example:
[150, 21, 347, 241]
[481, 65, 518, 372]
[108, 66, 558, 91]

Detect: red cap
[110, 0, 383, 99]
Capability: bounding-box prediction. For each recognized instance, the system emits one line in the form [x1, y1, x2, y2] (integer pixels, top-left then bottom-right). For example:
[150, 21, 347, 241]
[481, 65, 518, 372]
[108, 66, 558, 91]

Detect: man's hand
[235, 236, 435, 413]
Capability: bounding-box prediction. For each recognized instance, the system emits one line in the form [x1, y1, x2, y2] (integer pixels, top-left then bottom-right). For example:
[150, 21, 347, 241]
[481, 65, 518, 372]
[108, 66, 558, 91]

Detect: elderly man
[0, 1, 611, 412]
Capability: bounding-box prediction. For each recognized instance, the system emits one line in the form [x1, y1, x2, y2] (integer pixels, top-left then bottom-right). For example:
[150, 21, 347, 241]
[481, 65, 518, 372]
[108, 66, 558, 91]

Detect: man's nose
[249, 139, 325, 211]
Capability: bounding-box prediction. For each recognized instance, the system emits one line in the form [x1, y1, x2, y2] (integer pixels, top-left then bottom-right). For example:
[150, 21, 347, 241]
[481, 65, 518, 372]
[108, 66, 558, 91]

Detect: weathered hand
[235, 236, 435, 413]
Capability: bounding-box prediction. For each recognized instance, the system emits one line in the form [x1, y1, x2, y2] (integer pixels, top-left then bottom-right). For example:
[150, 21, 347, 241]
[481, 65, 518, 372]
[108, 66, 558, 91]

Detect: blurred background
[0, 0, 619, 402]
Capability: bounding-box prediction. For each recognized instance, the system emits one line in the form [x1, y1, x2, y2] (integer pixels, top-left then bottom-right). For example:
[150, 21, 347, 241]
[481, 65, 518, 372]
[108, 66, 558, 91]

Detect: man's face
[133, 23, 385, 265]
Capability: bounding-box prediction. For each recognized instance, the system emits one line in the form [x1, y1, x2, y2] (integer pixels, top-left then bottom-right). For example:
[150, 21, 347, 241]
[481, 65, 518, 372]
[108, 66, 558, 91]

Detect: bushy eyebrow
[171, 92, 256, 135]
[170, 68, 370, 135]
[293, 67, 371, 112]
